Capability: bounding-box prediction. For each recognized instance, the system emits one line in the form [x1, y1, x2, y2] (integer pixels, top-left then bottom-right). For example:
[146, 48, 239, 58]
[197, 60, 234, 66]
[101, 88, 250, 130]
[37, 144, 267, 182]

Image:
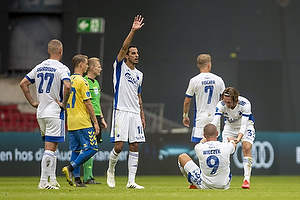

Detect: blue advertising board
[0, 131, 299, 176]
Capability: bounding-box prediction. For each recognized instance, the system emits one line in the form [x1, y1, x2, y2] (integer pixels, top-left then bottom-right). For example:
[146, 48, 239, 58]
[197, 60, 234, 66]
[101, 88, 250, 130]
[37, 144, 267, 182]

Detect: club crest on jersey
[125, 72, 139, 87]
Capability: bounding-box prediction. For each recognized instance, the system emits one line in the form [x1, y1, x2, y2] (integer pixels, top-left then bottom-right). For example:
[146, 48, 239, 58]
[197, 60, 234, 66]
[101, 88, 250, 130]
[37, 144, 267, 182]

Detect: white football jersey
[26, 59, 70, 119]
[211, 96, 255, 134]
[195, 141, 235, 189]
[185, 72, 225, 126]
[112, 58, 143, 114]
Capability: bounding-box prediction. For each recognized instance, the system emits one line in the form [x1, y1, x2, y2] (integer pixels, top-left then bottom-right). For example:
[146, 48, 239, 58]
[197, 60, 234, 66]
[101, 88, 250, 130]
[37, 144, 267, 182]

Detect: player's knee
[114, 141, 124, 153]
[114, 146, 123, 154]
[129, 143, 139, 152]
[178, 153, 191, 168]
[242, 144, 252, 155]
[178, 153, 188, 162]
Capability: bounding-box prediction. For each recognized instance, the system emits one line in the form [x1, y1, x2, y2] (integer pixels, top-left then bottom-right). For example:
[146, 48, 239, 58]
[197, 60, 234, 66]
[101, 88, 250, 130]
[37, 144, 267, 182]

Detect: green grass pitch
[1, 175, 300, 200]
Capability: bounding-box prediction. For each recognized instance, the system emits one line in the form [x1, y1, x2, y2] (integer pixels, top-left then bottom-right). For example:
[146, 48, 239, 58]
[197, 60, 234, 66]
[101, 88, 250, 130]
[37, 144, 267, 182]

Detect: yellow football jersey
[67, 74, 92, 130]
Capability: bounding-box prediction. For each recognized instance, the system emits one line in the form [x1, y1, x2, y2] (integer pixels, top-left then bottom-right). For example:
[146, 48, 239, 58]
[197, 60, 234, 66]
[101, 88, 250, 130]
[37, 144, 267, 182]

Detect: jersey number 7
[204, 85, 214, 104]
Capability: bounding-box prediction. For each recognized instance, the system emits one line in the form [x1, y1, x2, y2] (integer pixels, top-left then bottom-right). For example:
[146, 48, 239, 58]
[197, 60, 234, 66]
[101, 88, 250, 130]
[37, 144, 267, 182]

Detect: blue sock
[70, 151, 80, 177]
[73, 149, 97, 170]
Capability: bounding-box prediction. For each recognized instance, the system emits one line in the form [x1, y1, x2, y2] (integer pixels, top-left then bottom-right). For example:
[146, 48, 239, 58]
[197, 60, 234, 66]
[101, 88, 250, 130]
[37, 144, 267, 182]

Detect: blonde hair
[197, 54, 211, 69]
[48, 39, 62, 54]
[72, 54, 88, 68]
[87, 57, 100, 71]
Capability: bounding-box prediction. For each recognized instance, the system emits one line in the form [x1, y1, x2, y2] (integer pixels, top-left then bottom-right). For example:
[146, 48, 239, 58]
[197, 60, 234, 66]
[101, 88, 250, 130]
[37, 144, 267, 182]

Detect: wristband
[183, 113, 188, 118]
[229, 140, 235, 144]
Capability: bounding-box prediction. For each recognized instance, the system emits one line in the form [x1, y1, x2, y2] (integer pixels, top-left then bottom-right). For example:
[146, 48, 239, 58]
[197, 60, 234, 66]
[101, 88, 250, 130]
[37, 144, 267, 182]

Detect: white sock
[40, 150, 55, 184]
[108, 148, 119, 173]
[128, 151, 138, 183]
[49, 154, 57, 182]
[243, 157, 253, 182]
[178, 160, 188, 179]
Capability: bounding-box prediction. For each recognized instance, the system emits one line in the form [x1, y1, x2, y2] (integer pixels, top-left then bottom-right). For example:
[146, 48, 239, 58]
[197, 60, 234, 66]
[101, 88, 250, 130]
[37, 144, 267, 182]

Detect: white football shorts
[37, 117, 65, 142]
[191, 124, 220, 143]
[110, 109, 145, 143]
[222, 124, 255, 145]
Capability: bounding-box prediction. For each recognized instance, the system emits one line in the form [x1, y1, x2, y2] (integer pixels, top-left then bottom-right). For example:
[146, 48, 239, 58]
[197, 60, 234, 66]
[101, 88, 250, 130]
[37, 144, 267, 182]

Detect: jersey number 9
[206, 155, 220, 175]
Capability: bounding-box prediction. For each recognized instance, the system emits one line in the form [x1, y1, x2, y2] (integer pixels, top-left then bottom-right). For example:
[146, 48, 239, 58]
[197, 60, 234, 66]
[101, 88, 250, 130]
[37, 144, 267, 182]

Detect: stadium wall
[2, 0, 300, 132]
[0, 131, 299, 176]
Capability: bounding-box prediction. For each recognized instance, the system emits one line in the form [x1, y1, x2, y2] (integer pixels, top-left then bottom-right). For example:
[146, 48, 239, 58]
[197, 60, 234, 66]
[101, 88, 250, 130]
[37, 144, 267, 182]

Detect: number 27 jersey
[26, 59, 70, 119]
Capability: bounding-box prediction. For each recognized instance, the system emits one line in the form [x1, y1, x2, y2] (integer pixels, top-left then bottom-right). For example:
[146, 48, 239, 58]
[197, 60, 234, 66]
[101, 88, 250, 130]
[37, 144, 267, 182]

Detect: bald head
[48, 39, 62, 54]
[203, 124, 218, 140]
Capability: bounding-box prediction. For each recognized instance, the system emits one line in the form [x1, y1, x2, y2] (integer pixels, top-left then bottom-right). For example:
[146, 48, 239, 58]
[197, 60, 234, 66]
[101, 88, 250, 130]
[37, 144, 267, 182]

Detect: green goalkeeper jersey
[84, 76, 101, 116]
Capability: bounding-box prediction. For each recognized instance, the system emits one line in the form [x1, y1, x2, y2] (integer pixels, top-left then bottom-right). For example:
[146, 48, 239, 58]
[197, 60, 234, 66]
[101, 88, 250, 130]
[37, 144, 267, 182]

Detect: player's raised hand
[132, 15, 144, 32]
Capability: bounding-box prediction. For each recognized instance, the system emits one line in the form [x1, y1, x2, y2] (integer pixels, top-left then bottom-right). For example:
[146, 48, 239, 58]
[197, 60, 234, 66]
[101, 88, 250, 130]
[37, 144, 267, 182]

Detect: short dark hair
[126, 44, 137, 55]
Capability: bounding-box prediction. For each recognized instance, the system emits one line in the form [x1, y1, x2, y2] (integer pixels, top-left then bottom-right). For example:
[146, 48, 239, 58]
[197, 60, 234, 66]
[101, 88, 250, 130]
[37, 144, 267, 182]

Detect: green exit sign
[77, 17, 105, 33]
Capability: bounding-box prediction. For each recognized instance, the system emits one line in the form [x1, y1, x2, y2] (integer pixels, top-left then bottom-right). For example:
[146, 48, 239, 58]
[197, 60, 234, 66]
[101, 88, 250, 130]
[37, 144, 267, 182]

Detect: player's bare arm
[56, 79, 71, 109]
[227, 136, 237, 150]
[100, 111, 108, 129]
[61, 79, 71, 109]
[117, 15, 144, 62]
[19, 78, 39, 108]
[235, 132, 243, 144]
[138, 93, 146, 129]
[85, 99, 100, 135]
[182, 97, 192, 127]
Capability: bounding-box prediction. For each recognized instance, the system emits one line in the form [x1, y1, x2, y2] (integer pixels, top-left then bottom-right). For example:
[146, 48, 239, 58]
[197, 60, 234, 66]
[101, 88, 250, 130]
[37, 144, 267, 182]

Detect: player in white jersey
[107, 15, 146, 189]
[20, 39, 71, 189]
[112, 55, 143, 113]
[178, 124, 236, 189]
[183, 54, 225, 143]
[211, 87, 255, 189]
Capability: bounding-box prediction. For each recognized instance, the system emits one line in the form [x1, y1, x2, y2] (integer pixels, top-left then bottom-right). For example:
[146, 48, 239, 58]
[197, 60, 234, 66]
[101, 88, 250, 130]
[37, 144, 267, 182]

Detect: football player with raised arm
[211, 87, 255, 189]
[106, 15, 146, 189]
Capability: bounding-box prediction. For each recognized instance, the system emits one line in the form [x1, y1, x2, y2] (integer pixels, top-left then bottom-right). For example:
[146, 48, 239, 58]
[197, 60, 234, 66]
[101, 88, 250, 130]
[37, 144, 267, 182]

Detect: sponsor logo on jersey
[125, 72, 140, 87]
